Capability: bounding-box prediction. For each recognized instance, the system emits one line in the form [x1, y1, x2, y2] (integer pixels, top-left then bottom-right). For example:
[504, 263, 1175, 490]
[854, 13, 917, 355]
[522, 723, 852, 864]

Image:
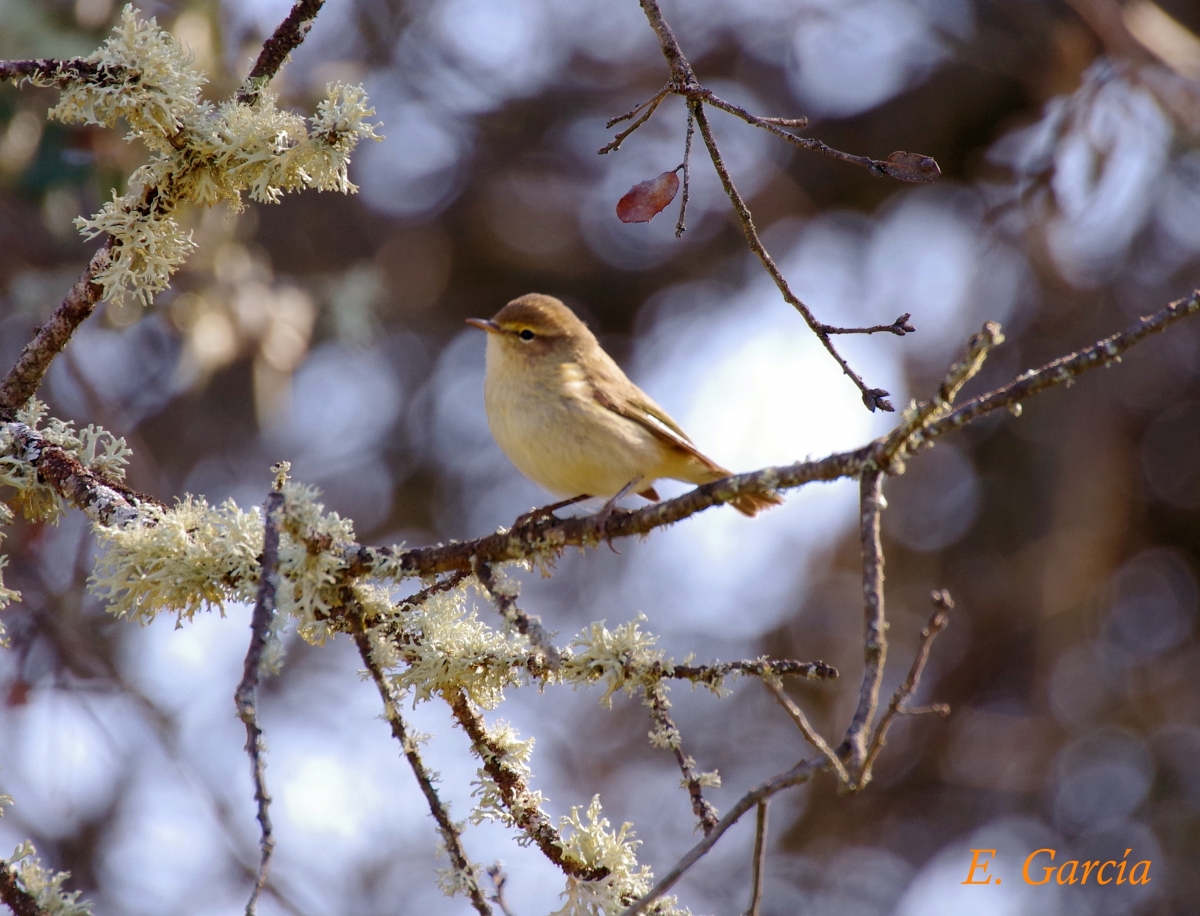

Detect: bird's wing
[586, 357, 726, 474]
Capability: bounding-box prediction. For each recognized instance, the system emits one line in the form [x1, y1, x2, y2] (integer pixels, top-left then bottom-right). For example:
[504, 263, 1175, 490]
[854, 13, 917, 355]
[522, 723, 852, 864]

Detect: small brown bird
[466, 293, 782, 517]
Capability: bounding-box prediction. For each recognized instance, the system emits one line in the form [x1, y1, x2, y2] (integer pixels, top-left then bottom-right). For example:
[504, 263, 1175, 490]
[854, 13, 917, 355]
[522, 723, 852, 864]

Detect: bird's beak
[465, 318, 502, 334]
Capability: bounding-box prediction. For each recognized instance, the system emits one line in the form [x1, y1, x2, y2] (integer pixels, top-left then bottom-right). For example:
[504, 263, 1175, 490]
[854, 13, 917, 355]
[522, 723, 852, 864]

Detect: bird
[466, 293, 782, 519]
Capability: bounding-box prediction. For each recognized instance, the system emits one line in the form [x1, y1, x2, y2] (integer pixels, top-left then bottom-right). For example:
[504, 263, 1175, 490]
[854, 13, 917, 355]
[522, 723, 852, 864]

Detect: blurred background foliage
[1, 0, 1200, 914]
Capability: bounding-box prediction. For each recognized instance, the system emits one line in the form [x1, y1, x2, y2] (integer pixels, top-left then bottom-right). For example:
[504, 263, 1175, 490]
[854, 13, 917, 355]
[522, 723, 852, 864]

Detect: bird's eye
[519, 329, 535, 341]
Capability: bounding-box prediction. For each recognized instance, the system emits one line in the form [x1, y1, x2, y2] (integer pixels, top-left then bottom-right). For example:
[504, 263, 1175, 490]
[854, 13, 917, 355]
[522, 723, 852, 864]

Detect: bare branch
[674, 104, 695, 237]
[824, 314, 915, 337]
[238, 0, 327, 104]
[485, 864, 516, 916]
[599, 85, 670, 153]
[0, 240, 113, 416]
[841, 470, 887, 775]
[617, 757, 824, 916]
[745, 801, 769, 916]
[858, 590, 954, 788]
[764, 679, 849, 784]
[354, 625, 493, 916]
[235, 483, 286, 916]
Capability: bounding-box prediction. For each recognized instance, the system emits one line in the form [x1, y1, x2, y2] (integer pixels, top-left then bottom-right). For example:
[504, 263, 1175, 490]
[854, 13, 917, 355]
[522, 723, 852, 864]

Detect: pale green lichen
[469, 719, 543, 828]
[552, 796, 689, 916]
[3, 841, 93, 916]
[89, 495, 262, 623]
[563, 616, 666, 707]
[0, 401, 130, 523]
[42, 6, 380, 305]
[386, 585, 527, 709]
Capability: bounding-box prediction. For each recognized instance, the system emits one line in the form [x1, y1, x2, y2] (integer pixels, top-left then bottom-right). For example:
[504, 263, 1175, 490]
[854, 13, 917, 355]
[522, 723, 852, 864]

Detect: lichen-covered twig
[354, 626, 493, 916]
[857, 590, 953, 789]
[234, 483, 285, 916]
[238, 0, 327, 104]
[667, 658, 837, 684]
[472, 559, 562, 674]
[0, 863, 50, 916]
[444, 687, 610, 882]
[644, 680, 719, 834]
[0, 240, 113, 417]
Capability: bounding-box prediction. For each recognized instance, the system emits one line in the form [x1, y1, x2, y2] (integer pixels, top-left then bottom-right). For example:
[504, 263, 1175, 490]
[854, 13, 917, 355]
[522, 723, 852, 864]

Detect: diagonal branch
[0, 240, 113, 417]
[858, 590, 953, 788]
[644, 679, 720, 834]
[354, 623, 493, 916]
[239, 0, 327, 104]
[0, 863, 52, 916]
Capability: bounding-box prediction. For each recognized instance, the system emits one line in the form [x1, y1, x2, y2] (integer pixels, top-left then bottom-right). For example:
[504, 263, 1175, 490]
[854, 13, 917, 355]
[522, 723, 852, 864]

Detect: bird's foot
[593, 479, 639, 553]
[513, 495, 591, 528]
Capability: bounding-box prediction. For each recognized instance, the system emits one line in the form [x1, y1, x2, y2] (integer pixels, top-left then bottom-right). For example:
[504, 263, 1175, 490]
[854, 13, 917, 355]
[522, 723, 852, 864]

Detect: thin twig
[644, 680, 720, 834]
[745, 801, 769, 916]
[606, 83, 672, 128]
[354, 624, 493, 916]
[841, 470, 887, 775]
[234, 482, 286, 916]
[0, 240, 113, 417]
[471, 559, 562, 674]
[599, 85, 670, 154]
[238, 0, 327, 104]
[689, 104, 894, 411]
[675, 104, 695, 237]
[764, 679, 848, 784]
[824, 314, 915, 336]
[858, 590, 953, 787]
[617, 758, 825, 916]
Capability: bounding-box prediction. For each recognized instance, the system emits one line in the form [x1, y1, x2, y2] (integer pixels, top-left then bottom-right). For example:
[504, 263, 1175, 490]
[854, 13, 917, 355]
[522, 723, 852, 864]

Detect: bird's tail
[730, 488, 784, 518]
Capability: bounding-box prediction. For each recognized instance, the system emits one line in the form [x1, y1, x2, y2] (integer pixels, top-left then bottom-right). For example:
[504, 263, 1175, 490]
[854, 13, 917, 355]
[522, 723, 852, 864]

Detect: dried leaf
[616, 170, 680, 223]
[882, 151, 941, 183]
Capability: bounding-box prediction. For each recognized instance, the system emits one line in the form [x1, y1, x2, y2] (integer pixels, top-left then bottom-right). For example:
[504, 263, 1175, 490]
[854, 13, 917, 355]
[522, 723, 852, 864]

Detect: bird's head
[466, 294, 596, 359]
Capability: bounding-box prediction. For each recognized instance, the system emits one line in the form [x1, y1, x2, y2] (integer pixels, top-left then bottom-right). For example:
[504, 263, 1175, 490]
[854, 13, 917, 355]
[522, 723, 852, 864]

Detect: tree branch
[0, 240, 113, 417]
[644, 680, 719, 835]
[238, 0, 327, 104]
[0, 863, 51, 916]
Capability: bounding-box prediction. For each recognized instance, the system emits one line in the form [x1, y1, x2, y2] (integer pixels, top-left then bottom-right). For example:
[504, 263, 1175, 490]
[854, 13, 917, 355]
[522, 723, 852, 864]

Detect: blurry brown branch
[825, 314, 915, 336]
[485, 865, 515, 916]
[235, 484, 286, 916]
[0, 864, 50, 916]
[238, 0, 327, 104]
[858, 590, 954, 788]
[0, 240, 113, 418]
[644, 680, 720, 834]
[354, 625, 493, 916]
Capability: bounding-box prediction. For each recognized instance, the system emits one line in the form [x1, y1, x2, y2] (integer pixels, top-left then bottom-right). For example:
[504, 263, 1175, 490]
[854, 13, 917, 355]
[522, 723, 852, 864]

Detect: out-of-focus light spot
[1104, 548, 1196, 657]
[883, 442, 980, 552]
[374, 227, 452, 313]
[0, 110, 43, 174]
[1049, 643, 1121, 728]
[1142, 400, 1200, 509]
[1053, 730, 1154, 832]
[789, 0, 960, 117]
[357, 87, 468, 218]
[75, 0, 112, 30]
[432, 0, 558, 98]
[944, 708, 1050, 792]
[281, 755, 380, 837]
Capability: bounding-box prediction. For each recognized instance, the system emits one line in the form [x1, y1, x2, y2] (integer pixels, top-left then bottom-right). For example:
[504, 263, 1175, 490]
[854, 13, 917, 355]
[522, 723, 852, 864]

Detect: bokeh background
[1, 0, 1200, 913]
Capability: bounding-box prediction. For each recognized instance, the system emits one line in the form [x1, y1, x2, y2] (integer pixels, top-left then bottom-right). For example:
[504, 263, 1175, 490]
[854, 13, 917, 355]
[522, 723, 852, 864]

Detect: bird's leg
[593, 479, 640, 552]
[514, 494, 591, 527]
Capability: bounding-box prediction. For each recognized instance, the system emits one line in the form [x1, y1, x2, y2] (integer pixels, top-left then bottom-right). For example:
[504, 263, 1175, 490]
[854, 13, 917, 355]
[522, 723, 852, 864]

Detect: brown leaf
[882, 151, 941, 183]
[616, 170, 680, 223]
